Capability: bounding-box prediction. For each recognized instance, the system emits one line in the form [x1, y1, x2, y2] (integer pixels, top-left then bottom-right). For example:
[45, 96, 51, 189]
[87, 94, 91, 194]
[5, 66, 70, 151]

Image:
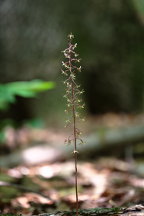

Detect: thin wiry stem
[69, 37, 79, 216]
[72, 81, 79, 216]
[62, 33, 84, 216]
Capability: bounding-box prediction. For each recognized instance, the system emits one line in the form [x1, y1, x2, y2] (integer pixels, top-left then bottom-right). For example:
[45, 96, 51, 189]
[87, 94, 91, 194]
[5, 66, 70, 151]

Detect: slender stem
[65, 37, 79, 216]
[72, 82, 79, 216]
[68, 39, 79, 215]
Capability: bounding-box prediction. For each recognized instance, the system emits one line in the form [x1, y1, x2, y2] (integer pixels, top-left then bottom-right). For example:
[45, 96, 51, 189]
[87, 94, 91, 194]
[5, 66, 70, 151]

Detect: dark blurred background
[0, 0, 144, 126]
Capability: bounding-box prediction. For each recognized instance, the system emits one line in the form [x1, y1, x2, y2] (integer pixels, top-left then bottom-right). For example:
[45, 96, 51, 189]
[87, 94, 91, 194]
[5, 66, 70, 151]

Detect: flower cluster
[62, 33, 84, 145]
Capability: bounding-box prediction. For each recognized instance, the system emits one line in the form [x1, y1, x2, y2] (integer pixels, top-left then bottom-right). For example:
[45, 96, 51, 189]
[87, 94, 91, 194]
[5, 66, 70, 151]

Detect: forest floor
[0, 113, 144, 215]
[1, 158, 144, 215]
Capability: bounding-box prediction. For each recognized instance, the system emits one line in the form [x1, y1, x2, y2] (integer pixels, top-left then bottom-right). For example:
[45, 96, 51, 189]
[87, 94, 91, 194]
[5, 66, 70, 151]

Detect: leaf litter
[0, 158, 144, 215]
[1, 113, 144, 215]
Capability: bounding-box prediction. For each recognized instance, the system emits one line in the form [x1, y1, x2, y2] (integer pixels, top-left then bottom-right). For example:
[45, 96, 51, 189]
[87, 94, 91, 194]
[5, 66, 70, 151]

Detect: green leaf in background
[132, 0, 144, 24]
[0, 80, 55, 110]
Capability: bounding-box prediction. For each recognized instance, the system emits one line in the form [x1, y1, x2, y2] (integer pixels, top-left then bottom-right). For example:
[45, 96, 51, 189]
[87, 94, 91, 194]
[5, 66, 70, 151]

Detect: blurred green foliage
[0, 80, 55, 110]
[132, 0, 144, 23]
[0, 80, 55, 143]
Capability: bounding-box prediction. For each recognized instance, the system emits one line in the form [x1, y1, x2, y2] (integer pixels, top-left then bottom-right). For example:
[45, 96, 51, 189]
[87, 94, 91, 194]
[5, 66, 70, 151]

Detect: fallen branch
[0, 206, 144, 216]
[33, 207, 122, 216]
[32, 205, 144, 216]
[1, 124, 144, 167]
